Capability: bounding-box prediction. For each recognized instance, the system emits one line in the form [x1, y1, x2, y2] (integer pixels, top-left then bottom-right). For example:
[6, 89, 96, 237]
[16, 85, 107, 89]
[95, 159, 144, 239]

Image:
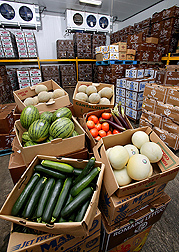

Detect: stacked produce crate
[17, 68, 42, 89]
[78, 63, 93, 82]
[56, 39, 75, 59]
[6, 68, 19, 91]
[41, 65, 60, 85]
[0, 30, 18, 59]
[73, 32, 92, 59]
[92, 33, 106, 59]
[0, 66, 14, 103]
[59, 64, 76, 87]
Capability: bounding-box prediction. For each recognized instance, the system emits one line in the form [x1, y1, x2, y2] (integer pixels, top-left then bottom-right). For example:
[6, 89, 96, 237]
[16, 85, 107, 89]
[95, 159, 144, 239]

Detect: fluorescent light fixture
[79, 0, 102, 6]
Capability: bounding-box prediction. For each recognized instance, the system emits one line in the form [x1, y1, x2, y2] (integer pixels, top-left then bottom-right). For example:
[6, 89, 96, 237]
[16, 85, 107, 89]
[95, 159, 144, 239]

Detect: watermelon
[49, 117, 74, 139]
[40, 111, 53, 124]
[28, 119, 50, 143]
[52, 107, 72, 122]
[24, 141, 37, 147]
[22, 132, 31, 142]
[71, 130, 79, 137]
[20, 105, 40, 129]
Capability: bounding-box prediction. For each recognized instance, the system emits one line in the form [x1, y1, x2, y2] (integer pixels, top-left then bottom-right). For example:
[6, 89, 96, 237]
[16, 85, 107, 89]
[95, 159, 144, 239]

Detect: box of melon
[93, 126, 179, 197]
[14, 106, 86, 166]
[82, 107, 133, 148]
[0, 155, 104, 236]
[73, 81, 115, 118]
[13, 80, 71, 113]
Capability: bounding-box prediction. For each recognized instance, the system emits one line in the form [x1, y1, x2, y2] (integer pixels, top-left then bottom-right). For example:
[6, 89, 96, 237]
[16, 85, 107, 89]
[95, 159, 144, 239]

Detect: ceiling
[3, 0, 164, 22]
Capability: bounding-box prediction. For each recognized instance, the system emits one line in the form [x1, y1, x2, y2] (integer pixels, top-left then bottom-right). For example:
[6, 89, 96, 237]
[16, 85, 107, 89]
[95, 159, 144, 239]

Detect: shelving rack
[161, 53, 179, 65]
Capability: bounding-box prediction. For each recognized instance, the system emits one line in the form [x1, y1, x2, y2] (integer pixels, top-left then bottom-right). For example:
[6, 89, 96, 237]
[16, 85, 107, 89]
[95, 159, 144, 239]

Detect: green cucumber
[73, 157, 95, 185]
[71, 167, 100, 197]
[61, 187, 93, 219]
[41, 160, 74, 174]
[51, 177, 73, 223]
[73, 168, 82, 176]
[42, 179, 63, 223]
[36, 178, 55, 223]
[75, 200, 90, 222]
[11, 173, 40, 216]
[34, 164, 66, 180]
[23, 177, 47, 219]
[58, 194, 73, 223]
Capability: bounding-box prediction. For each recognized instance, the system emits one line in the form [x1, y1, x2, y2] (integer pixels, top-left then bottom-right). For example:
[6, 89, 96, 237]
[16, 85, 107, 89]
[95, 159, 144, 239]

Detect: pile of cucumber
[11, 157, 100, 224]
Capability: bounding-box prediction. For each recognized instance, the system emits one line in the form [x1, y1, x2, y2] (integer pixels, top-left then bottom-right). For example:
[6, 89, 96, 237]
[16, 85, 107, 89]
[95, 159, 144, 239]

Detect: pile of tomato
[86, 112, 121, 140]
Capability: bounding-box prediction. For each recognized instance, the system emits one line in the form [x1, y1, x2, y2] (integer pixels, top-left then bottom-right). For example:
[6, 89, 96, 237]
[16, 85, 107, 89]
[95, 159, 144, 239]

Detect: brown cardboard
[143, 83, 168, 102]
[126, 49, 136, 55]
[96, 53, 103, 61]
[82, 108, 133, 148]
[111, 226, 152, 252]
[139, 116, 153, 128]
[155, 101, 179, 124]
[13, 80, 70, 113]
[0, 103, 15, 134]
[146, 37, 159, 44]
[165, 86, 179, 106]
[119, 52, 126, 60]
[161, 117, 179, 135]
[101, 193, 171, 252]
[142, 96, 156, 113]
[0, 155, 104, 236]
[100, 182, 167, 226]
[164, 70, 179, 86]
[14, 116, 86, 166]
[141, 110, 162, 128]
[0, 130, 16, 150]
[153, 127, 179, 151]
[73, 82, 115, 118]
[7, 209, 101, 252]
[93, 126, 179, 197]
[126, 55, 135, 60]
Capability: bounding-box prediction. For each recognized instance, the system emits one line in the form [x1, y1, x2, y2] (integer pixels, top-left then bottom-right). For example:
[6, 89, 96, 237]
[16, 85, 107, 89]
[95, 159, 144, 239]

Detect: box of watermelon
[0, 155, 104, 236]
[13, 80, 71, 113]
[14, 106, 86, 166]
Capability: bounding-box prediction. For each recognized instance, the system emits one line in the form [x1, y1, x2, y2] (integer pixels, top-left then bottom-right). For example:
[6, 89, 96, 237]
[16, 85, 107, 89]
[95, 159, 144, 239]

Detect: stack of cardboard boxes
[78, 63, 93, 82]
[73, 32, 92, 59]
[41, 65, 60, 85]
[0, 30, 18, 59]
[17, 68, 42, 89]
[56, 39, 75, 59]
[59, 64, 76, 87]
[0, 65, 14, 103]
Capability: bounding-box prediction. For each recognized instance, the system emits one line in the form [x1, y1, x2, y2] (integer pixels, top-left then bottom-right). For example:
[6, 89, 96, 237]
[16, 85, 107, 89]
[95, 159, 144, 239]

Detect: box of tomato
[83, 108, 133, 148]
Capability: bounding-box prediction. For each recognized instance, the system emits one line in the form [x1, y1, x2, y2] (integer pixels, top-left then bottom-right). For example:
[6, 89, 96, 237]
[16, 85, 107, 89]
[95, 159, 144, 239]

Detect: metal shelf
[161, 53, 179, 65]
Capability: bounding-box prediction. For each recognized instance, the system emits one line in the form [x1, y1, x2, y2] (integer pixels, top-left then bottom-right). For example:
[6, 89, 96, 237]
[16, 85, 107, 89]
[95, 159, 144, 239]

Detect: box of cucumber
[0, 155, 104, 236]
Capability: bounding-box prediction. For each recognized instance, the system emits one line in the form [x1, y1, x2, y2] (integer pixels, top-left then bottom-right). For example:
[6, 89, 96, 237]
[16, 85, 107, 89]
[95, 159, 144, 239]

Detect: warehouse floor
[0, 130, 179, 252]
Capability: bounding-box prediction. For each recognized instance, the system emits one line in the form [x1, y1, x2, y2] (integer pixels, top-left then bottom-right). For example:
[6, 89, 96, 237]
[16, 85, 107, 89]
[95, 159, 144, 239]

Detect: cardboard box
[141, 110, 162, 128]
[164, 70, 179, 86]
[153, 127, 179, 151]
[146, 37, 159, 44]
[125, 68, 144, 79]
[83, 109, 133, 148]
[125, 107, 142, 120]
[126, 49, 136, 55]
[13, 80, 70, 112]
[73, 82, 114, 118]
[165, 86, 179, 107]
[113, 42, 127, 52]
[119, 52, 126, 60]
[0, 155, 104, 236]
[115, 96, 125, 107]
[109, 45, 119, 53]
[125, 98, 143, 110]
[142, 96, 156, 113]
[101, 193, 171, 252]
[126, 90, 144, 101]
[126, 54, 135, 61]
[139, 115, 153, 129]
[7, 209, 101, 252]
[111, 226, 152, 252]
[126, 79, 147, 92]
[155, 101, 179, 124]
[116, 87, 125, 98]
[116, 78, 127, 89]
[96, 53, 103, 62]
[0, 103, 15, 134]
[14, 116, 86, 166]
[93, 126, 179, 197]
[161, 117, 179, 135]
[143, 83, 168, 103]
[0, 130, 16, 150]
[100, 182, 167, 226]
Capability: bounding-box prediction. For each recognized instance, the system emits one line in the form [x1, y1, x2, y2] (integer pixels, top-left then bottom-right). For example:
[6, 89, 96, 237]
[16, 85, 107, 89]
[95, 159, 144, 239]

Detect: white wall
[115, 0, 179, 31]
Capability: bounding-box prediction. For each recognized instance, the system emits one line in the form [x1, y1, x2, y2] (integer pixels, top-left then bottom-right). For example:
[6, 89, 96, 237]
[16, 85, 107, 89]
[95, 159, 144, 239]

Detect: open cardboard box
[13, 80, 70, 113]
[101, 193, 171, 252]
[83, 108, 133, 148]
[93, 126, 179, 197]
[0, 155, 104, 236]
[7, 209, 101, 252]
[72, 82, 115, 118]
[14, 116, 86, 166]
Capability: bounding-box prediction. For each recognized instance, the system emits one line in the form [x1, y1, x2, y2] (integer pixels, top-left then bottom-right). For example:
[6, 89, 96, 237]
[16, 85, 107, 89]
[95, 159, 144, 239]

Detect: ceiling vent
[0, 1, 41, 28]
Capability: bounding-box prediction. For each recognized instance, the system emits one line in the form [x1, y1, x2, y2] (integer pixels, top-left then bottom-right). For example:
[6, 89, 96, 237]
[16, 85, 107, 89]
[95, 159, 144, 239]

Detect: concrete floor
[0, 143, 179, 251]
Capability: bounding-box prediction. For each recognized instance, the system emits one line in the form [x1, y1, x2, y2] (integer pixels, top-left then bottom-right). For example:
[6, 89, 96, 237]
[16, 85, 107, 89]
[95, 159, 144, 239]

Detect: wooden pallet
[96, 60, 137, 66]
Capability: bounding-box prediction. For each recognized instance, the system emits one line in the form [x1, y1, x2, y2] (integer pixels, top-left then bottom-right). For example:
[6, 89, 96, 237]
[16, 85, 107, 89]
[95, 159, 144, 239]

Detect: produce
[86, 85, 97, 96]
[28, 119, 50, 143]
[75, 92, 88, 102]
[24, 97, 34, 106]
[89, 93, 100, 104]
[33, 96, 39, 105]
[106, 147, 112, 157]
[41, 159, 74, 174]
[53, 89, 65, 98]
[99, 97, 110, 105]
[40, 111, 53, 124]
[75, 200, 90, 222]
[100, 87, 113, 99]
[71, 130, 79, 137]
[131, 131, 149, 149]
[49, 117, 74, 139]
[52, 107, 72, 122]
[24, 140, 37, 147]
[22, 132, 31, 143]
[20, 105, 40, 129]
[140, 142, 163, 163]
[124, 144, 139, 158]
[38, 91, 51, 103]
[34, 164, 66, 179]
[78, 85, 87, 93]
[148, 165, 153, 177]
[108, 145, 129, 170]
[127, 154, 151, 181]
[35, 84, 48, 94]
[113, 166, 132, 186]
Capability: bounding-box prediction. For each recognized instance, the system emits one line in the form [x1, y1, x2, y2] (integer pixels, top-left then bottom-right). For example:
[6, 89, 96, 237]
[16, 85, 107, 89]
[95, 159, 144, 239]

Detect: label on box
[125, 107, 142, 120]
[126, 98, 143, 110]
[126, 90, 144, 101]
[165, 87, 179, 107]
[142, 96, 156, 113]
[162, 117, 179, 135]
[141, 110, 162, 128]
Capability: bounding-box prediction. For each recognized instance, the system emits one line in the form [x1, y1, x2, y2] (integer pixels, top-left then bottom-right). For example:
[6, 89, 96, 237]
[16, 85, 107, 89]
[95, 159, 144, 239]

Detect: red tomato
[113, 129, 120, 134]
[106, 130, 112, 136]
[95, 136, 101, 141]
[90, 128, 99, 138]
[101, 112, 112, 120]
[88, 115, 98, 124]
[95, 123, 102, 131]
[101, 122, 109, 132]
[86, 120, 95, 129]
[98, 117, 103, 123]
[98, 130, 107, 138]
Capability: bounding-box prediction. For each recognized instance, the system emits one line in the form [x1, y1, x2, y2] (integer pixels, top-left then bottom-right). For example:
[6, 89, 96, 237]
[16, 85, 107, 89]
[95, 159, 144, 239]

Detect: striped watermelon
[71, 130, 79, 137]
[28, 119, 50, 143]
[22, 132, 31, 142]
[40, 111, 53, 124]
[24, 141, 37, 147]
[52, 107, 72, 122]
[49, 117, 74, 139]
[20, 105, 40, 129]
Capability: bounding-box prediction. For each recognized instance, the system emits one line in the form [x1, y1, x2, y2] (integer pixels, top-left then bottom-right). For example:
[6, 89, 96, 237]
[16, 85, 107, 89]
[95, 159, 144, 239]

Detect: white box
[26, 42, 36, 48]
[109, 45, 119, 53]
[125, 68, 144, 78]
[19, 52, 28, 58]
[126, 79, 147, 92]
[126, 90, 144, 101]
[1, 36, 11, 42]
[125, 98, 143, 110]
[125, 107, 142, 120]
[24, 32, 34, 38]
[116, 78, 127, 88]
[101, 46, 109, 53]
[115, 95, 125, 106]
[14, 32, 24, 38]
[18, 77, 30, 84]
[29, 69, 41, 77]
[19, 83, 31, 89]
[25, 37, 35, 43]
[30, 76, 42, 86]
[15, 37, 26, 43]
[0, 30, 11, 36]
[16, 42, 26, 48]
[2, 41, 14, 47]
[17, 70, 29, 77]
[28, 52, 37, 58]
[116, 87, 125, 98]
[144, 68, 155, 78]
[95, 46, 102, 54]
